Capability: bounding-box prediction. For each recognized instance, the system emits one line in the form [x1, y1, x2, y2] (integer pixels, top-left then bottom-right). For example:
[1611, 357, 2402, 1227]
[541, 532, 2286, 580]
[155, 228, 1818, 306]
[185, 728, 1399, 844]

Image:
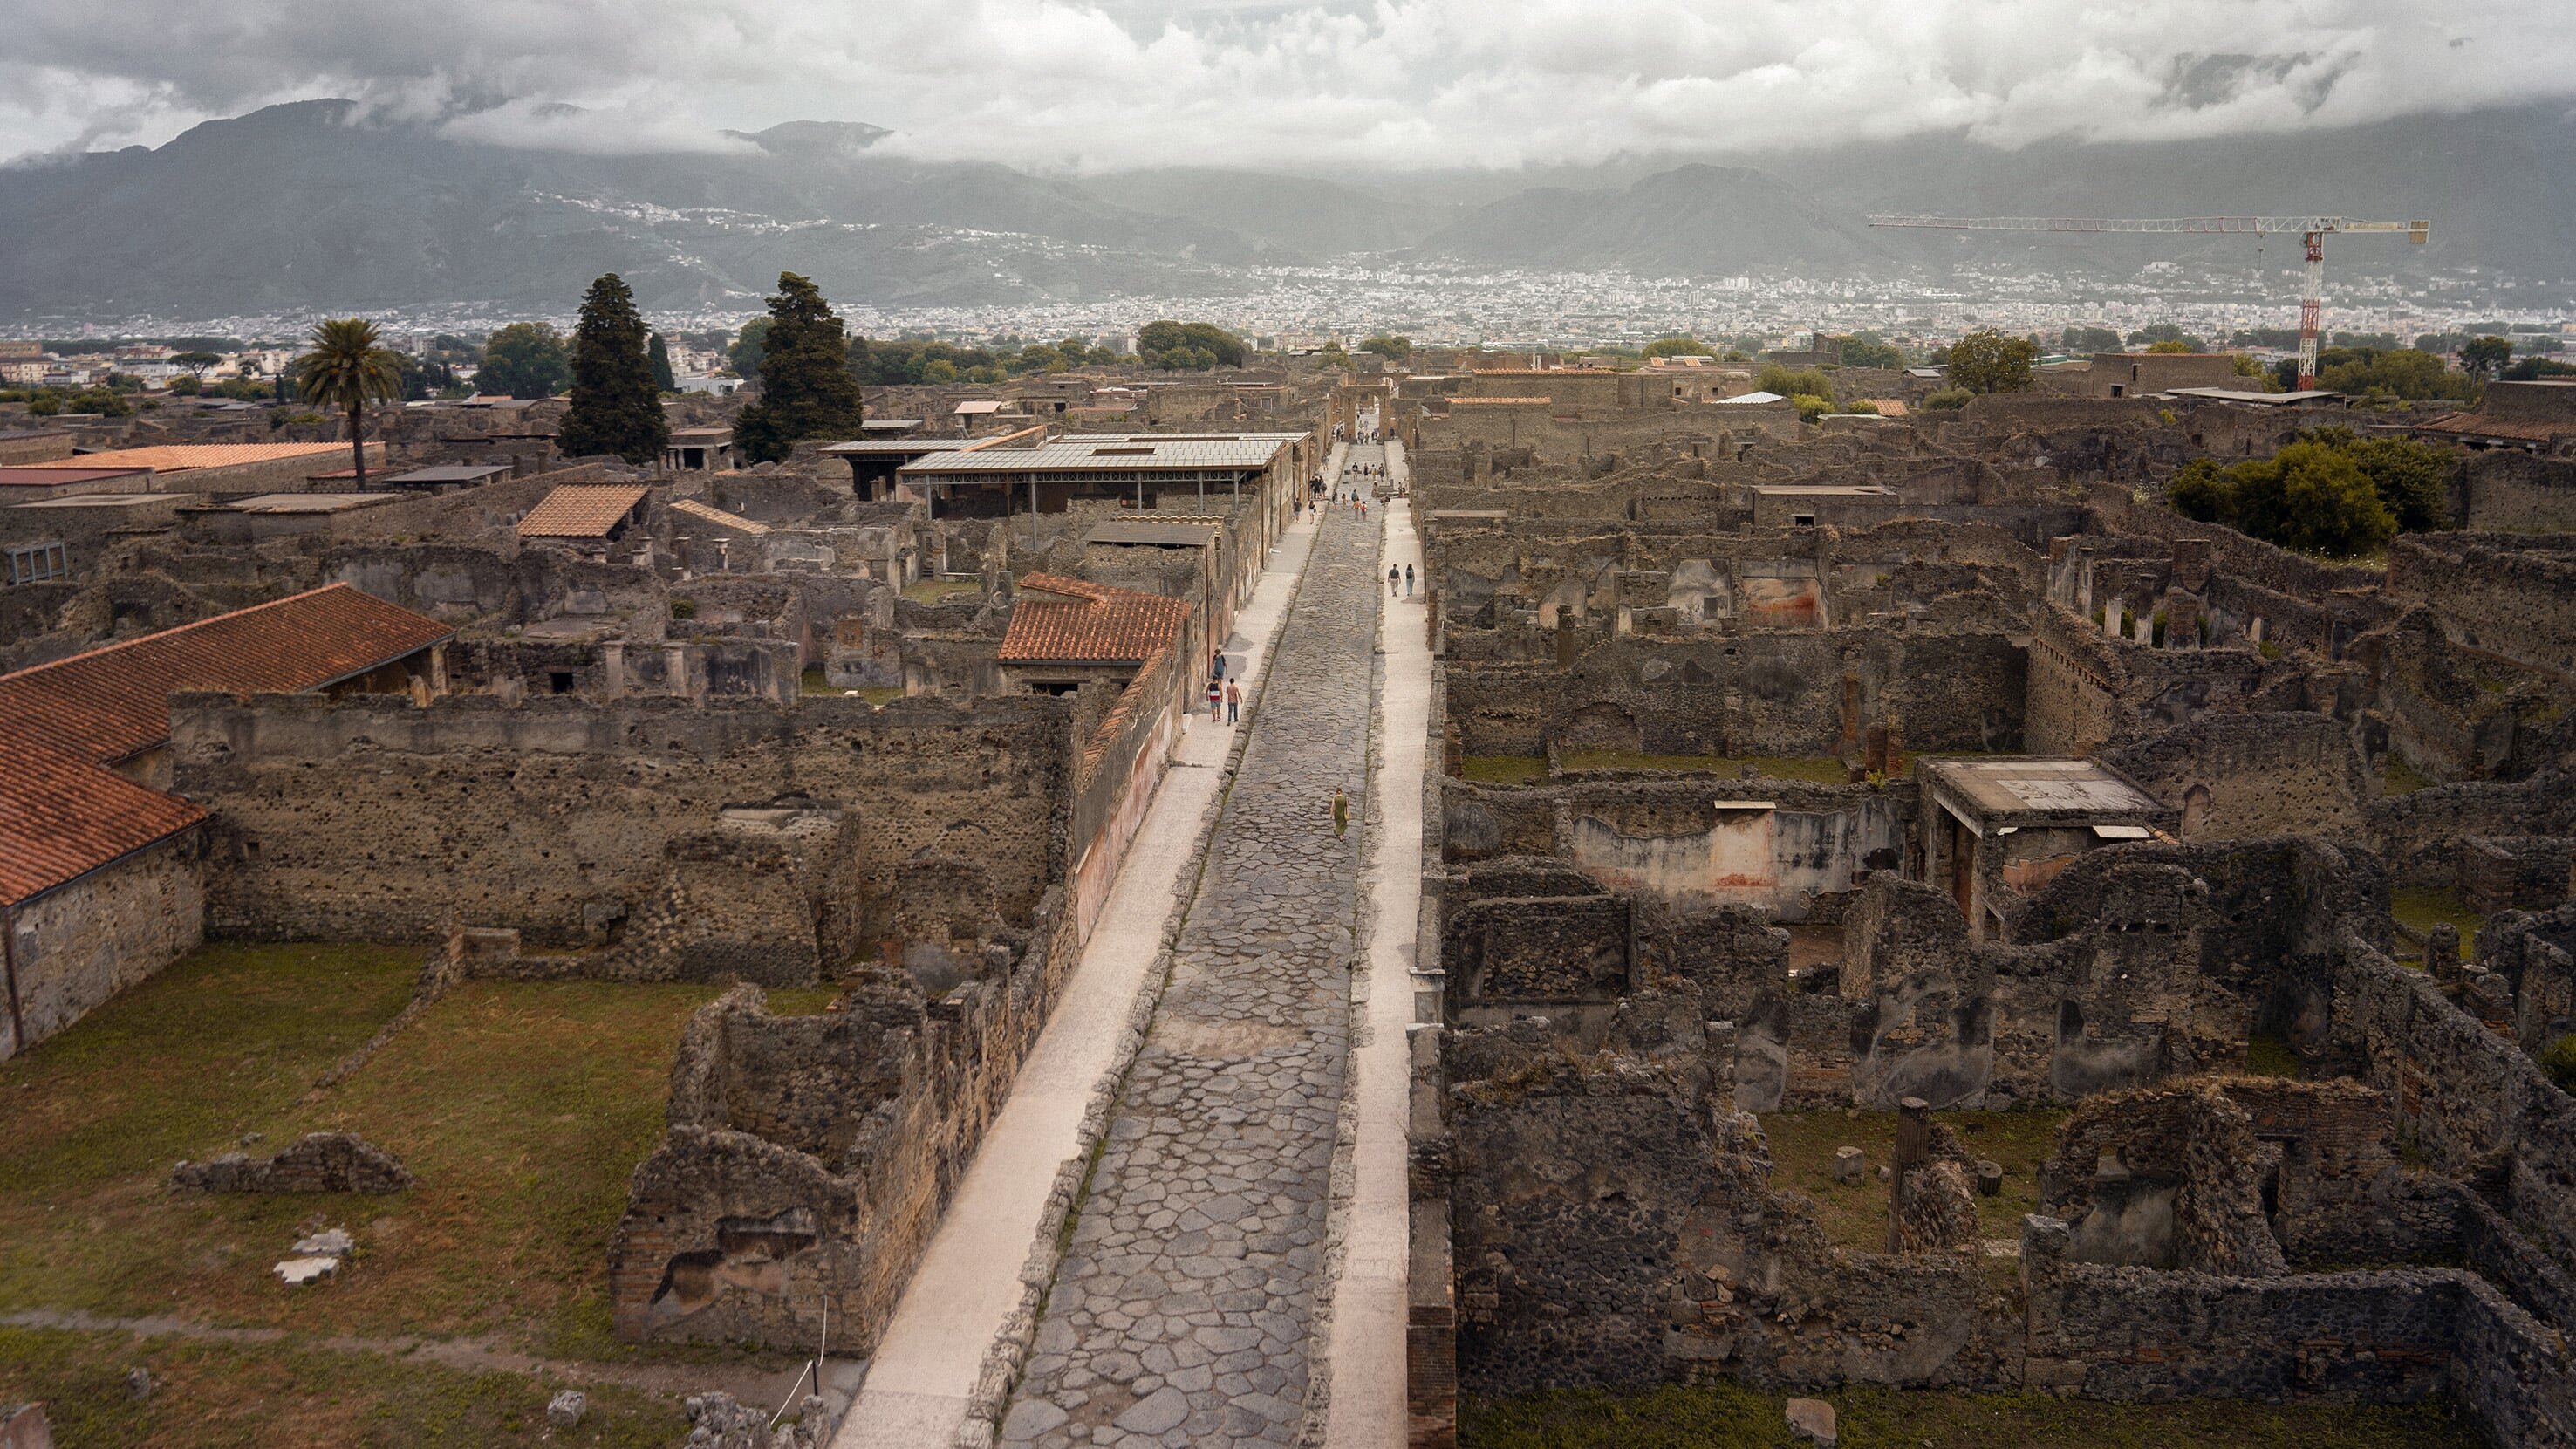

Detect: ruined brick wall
[170, 691, 1071, 951]
[2388, 533, 2576, 679]
[2, 835, 203, 1062]
[2456, 452, 2576, 533]
[1445, 631, 2025, 761]
[2101, 711, 2368, 840]
[614, 878, 1081, 1352]
[2332, 933, 2576, 1269]
[2020, 1216, 2572, 1439]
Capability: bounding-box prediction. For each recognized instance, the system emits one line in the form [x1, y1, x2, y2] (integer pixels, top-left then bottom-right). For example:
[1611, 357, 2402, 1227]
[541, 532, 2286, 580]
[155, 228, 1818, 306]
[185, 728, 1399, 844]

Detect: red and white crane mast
[1866, 215, 2431, 389]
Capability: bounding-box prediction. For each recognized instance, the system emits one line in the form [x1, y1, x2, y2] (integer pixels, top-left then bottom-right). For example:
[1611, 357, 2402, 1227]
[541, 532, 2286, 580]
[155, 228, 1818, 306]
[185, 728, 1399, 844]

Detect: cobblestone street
[996, 494, 1382, 1448]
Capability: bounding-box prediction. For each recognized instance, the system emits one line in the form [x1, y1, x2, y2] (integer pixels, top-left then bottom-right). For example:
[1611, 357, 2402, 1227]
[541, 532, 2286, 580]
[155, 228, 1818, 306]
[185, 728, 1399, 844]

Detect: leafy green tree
[478, 322, 570, 399]
[2167, 459, 2234, 523]
[1359, 335, 1413, 360]
[1138, 320, 1247, 369]
[209, 374, 270, 401]
[727, 317, 772, 383]
[2145, 339, 2196, 354]
[291, 317, 405, 489]
[2504, 357, 2576, 381]
[2128, 323, 2196, 349]
[2337, 432, 2452, 532]
[1923, 387, 1972, 411]
[2296, 347, 2477, 404]
[1641, 336, 1710, 359]
[921, 359, 959, 384]
[1944, 329, 2038, 394]
[1789, 393, 1834, 422]
[557, 273, 670, 466]
[2230, 353, 2278, 390]
[2461, 335, 2515, 380]
[735, 271, 865, 464]
[648, 332, 676, 393]
[2168, 439, 2401, 557]
[2062, 325, 2123, 354]
[167, 374, 202, 396]
[173, 351, 222, 379]
[2230, 441, 2395, 557]
[1831, 335, 1905, 370]
[1757, 364, 1835, 400]
[395, 353, 455, 401]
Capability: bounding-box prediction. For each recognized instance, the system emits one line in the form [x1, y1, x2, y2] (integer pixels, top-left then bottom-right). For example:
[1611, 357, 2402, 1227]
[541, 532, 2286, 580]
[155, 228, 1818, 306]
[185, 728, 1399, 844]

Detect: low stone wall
[610, 882, 1080, 1352]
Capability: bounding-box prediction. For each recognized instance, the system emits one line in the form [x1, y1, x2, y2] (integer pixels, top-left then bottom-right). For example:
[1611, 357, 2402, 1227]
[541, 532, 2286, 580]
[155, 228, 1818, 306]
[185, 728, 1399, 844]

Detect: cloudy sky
[4, 0, 2573, 170]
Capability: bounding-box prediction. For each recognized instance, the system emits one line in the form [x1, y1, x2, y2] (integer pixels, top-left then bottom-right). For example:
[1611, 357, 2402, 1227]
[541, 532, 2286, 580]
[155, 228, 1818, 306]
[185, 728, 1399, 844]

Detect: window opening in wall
[550, 671, 577, 694]
[1791, 514, 1816, 527]
[4, 542, 68, 585]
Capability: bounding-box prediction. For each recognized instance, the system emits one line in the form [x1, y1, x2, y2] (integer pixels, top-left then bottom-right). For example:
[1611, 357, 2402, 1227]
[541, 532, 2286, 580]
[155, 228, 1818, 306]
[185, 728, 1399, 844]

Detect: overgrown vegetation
[2168, 428, 2455, 557]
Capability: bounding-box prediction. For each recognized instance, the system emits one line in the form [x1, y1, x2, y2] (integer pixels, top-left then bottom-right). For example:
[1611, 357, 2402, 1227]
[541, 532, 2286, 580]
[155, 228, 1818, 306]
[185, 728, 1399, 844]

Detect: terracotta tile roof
[17, 442, 345, 473]
[0, 744, 205, 906]
[516, 483, 651, 539]
[1001, 572, 1191, 665]
[0, 583, 453, 766]
[1450, 397, 1552, 406]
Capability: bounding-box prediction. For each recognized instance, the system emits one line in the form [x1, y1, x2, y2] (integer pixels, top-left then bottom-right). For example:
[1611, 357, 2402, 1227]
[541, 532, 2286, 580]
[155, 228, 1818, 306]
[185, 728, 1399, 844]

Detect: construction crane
[1866, 215, 2431, 389]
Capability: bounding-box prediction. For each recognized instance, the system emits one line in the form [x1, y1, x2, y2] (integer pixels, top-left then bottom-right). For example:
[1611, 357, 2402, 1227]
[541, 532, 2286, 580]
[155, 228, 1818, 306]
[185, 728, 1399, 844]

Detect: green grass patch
[800, 669, 905, 704]
[0, 1324, 686, 1448]
[2244, 1033, 2302, 1077]
[2384, 755, 2436, 796]
[0, 943, 742, 1360]
[1458, 755, 1546, 785]
[1462, 1381, 2484, 1449]
[1560, 751, 1853, 784]
[2392, 886, 2484, 960]
[900, 578, 982, 605]
[1757, 1107, 2065, 1254]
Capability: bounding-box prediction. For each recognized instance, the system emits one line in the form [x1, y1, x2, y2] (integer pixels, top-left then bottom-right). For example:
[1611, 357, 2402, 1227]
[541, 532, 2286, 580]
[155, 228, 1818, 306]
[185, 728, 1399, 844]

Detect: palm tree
[291, 318, 405, 490]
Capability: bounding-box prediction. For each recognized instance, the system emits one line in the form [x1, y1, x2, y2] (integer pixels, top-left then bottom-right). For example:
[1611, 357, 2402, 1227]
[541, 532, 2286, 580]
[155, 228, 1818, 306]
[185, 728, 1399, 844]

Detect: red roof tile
[1001, 572, 1191, 664]
[517, 483, 650, 539]
[0, 744, 205, 905]
[2415, 412, 2569, 443]
[0, 583, 453, 765]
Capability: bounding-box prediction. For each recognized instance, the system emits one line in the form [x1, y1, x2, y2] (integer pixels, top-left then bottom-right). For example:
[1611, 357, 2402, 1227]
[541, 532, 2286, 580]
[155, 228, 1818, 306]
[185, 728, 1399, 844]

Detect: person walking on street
[1207, 680, 1221, 717]
[1405, 564, 1416, 597]
[1225, 679, 1240, 723]
[1331, 787, 1349, 838]
[1389, 564, 1401, 598]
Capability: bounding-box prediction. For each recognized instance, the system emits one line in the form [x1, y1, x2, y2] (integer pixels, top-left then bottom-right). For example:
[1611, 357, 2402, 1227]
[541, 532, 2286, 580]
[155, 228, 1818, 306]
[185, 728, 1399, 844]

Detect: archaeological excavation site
[5, 341, 2576, 1449]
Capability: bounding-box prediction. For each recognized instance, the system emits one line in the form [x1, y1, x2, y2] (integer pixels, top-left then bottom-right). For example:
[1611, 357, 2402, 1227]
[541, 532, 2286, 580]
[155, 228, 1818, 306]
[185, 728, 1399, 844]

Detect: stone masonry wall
[2, 835, 203, 1063]
[169, 690, 1070, 952]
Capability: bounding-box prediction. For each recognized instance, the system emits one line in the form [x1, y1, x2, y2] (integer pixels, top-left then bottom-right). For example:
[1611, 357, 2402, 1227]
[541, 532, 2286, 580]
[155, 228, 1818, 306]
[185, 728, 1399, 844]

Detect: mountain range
[1, 99, 2568, 320]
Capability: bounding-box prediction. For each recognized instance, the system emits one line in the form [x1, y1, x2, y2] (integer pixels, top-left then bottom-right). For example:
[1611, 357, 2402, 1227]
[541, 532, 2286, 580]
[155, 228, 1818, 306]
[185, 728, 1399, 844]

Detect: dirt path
[2, 1307, 844, 1408]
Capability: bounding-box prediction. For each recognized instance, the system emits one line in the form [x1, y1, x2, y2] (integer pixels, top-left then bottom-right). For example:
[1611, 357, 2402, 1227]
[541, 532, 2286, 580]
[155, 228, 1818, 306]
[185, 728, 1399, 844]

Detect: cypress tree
[648, 331, 676, 393]
[735, 272, 864, 464]
[557, 273, 669, 466]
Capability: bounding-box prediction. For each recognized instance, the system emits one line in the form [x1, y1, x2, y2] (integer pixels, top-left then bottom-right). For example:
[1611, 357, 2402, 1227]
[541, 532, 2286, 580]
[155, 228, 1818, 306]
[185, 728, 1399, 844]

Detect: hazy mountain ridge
[1, 99, 2567, 319]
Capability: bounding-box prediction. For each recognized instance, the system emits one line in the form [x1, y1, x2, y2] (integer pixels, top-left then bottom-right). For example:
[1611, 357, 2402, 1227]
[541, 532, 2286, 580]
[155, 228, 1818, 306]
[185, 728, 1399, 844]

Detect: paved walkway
[1321, 445, 1426, 1446]
[838, 489, 1330, 1449]
[996, 497, 1382, 1448]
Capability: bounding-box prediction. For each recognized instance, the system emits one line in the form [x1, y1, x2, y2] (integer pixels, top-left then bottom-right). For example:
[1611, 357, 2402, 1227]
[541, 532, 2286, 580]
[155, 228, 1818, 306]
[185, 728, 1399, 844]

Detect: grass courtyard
[1757, 1106, 2064, 1256]
[0, 941, 839, 1433]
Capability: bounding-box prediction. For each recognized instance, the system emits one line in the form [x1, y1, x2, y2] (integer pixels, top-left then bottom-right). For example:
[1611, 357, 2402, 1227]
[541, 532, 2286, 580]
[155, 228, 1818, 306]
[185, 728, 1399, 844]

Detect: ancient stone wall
[2, 835, 203, 1062]
[169, 690, 1071, 953]
[2101, 711, 2368, 839]
[613, 873, 1078, 1352]
[2331, 933, 2576, 1268]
